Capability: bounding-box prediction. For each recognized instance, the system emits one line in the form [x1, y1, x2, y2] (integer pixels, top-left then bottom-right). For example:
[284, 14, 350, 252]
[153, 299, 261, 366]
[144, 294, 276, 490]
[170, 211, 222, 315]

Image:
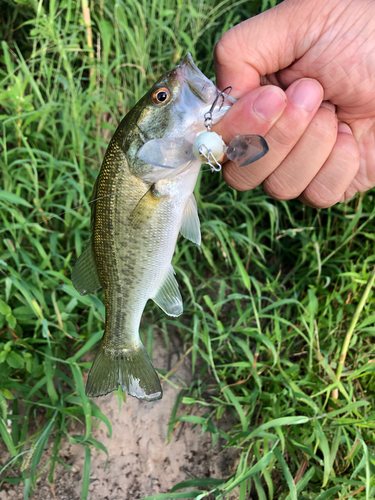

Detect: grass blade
[274, 448, 297, 500]
[81, 446, 91, 500]
[70, 362, 92, 440]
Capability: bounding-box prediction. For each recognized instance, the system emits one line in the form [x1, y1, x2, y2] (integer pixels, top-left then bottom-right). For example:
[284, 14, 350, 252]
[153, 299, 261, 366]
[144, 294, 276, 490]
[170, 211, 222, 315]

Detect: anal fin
[71, 240, 101, 296]
[151, 265, 183, 317]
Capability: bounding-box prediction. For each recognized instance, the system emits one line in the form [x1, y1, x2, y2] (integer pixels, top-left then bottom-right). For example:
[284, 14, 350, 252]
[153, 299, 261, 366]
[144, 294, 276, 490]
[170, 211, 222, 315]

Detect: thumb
[214, 0, 323, 98]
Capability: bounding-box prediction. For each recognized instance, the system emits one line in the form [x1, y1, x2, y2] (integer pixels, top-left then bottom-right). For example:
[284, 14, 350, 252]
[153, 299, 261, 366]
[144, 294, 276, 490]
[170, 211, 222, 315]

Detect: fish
[71, 54, 268, 402]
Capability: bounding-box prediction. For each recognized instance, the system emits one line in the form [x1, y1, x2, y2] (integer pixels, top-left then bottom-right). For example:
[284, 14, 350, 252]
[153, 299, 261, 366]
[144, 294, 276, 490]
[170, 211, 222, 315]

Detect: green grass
[1, 0, 375, 498]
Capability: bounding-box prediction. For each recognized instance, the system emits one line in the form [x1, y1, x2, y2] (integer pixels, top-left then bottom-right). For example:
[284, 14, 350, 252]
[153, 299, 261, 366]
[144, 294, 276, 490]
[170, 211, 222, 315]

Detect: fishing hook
[204, 86, 232, 132]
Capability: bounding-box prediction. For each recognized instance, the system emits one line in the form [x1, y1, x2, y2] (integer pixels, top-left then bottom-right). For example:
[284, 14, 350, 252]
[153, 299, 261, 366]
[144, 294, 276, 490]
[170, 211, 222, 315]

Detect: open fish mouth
[181, 53, 236, 104]
[172, 53, 236, 135]
[176, 53, 213, 97]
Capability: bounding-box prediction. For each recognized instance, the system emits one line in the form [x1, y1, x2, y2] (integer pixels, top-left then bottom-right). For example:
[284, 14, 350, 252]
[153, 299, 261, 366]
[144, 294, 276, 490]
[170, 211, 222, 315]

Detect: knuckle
[306, 110, 338, 143]
[342, 187, 358, 202]
[222, 163, 258, 191]
[335, 139, 361, 166]
[214, 29, 238, 63]
[263, 172, 302, 200]
[303, 180, 342, 208]
[302, 142, 360, 209]
[214, 37, 226, 62]
[269, 104, 337, 152]
[268, 127, 295, 149]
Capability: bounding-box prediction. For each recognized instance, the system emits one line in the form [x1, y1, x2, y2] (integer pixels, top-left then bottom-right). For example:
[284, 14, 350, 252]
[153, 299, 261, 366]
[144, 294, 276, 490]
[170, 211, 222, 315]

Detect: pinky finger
[299, 122, 360, 208]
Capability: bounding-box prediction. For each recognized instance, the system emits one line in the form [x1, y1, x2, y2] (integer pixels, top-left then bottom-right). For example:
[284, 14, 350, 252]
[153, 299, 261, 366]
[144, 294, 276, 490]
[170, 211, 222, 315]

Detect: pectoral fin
[129, 187, 161, 229]
[179, 194, 201, 245]
[137, 137, 194, 169]
[151, 265, 183, 317]
[71, 240, 101, 295]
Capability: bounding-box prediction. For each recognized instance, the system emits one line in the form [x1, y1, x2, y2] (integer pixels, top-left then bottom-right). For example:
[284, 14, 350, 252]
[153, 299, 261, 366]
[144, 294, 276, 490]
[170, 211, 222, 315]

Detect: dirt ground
[0, 336, 239, 500]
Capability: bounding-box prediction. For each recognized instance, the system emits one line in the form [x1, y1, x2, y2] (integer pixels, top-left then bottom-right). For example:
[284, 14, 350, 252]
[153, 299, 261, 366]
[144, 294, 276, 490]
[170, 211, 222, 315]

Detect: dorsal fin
[71, 240, 101, 295]
[71, 177, 101, 296]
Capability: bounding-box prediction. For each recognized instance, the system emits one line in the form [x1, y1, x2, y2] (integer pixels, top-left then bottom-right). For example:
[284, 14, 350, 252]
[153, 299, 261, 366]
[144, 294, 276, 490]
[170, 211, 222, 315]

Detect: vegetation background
[1, 0, 375, 498]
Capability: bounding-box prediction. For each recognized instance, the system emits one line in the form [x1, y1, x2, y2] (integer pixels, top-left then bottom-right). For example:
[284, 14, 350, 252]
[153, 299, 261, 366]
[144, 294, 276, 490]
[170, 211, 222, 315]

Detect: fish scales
[71, 54, 234, 401]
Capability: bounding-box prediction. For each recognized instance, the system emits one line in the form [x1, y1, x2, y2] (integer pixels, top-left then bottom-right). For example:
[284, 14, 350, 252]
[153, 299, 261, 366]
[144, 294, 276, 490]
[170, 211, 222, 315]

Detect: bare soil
[0, 336, 239, 499]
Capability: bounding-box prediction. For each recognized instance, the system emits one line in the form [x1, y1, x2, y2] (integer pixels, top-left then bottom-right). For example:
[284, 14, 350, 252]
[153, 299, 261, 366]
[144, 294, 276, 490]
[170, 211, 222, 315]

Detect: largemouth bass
[71, 54, 267, 402]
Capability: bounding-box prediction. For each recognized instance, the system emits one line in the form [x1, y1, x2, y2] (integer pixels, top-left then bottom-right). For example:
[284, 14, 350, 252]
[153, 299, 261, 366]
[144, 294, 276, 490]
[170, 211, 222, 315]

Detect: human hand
[213, 0, 375, 208]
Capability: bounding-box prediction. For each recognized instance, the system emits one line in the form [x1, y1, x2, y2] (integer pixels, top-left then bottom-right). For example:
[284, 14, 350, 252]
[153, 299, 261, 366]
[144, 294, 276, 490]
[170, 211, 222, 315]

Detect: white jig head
[192, 131, 225, 172]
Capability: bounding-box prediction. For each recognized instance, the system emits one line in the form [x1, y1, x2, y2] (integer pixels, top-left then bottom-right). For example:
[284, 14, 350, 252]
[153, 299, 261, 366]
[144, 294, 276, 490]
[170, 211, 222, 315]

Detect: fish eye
[151, 87, 171, 105]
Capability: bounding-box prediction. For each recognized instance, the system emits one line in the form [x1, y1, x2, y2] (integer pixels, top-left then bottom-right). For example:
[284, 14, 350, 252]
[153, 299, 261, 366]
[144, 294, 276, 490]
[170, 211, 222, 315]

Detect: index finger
[214, 27, 260, 98]
[214, 1, 314, 97]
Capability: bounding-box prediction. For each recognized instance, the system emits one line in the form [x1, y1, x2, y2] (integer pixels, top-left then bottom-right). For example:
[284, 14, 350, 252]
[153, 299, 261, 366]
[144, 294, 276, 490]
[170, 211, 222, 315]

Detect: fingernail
[291, 79, 322, 111]
[320, 101, 336, 113]
[338, 122, 353, 135]
[253, 87, 286, 121]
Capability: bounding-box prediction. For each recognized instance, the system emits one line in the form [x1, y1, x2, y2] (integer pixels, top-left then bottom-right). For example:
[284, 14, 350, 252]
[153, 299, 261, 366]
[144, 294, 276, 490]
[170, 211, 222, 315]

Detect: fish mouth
[176, 53, 236, 125]
[176, 53, 213, 101]
[179, 53, 207, 80]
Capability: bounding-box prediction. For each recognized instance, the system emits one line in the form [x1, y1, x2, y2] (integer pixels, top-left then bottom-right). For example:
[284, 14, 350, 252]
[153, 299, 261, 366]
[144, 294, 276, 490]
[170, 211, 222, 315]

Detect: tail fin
[86, 342, 163, 401]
